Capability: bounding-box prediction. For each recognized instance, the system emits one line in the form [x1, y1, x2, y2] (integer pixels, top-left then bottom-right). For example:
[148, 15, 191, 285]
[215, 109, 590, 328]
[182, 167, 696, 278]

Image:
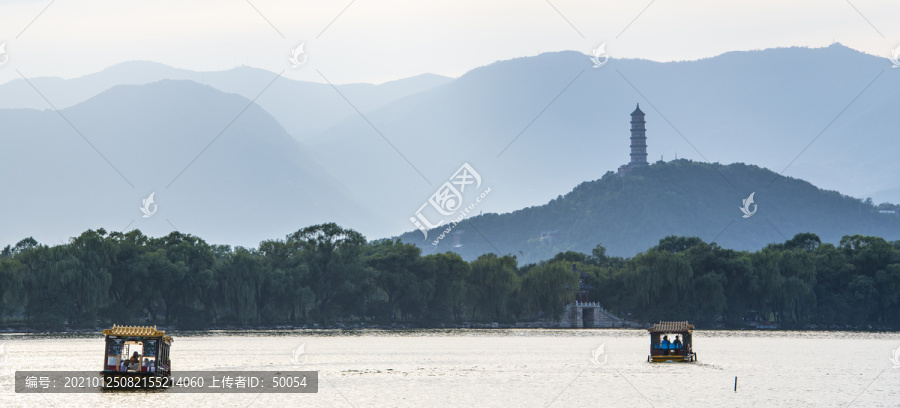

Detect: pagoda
[617, 103, 648, 175]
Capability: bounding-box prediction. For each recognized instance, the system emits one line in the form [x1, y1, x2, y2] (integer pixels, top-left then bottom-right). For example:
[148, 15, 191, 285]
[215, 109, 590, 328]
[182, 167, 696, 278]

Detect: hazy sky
[0, 0, 898, 84]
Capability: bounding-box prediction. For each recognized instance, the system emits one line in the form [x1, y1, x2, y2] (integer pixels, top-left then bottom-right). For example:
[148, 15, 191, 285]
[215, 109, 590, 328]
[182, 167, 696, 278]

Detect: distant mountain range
[398, 160, 900, 262]
[0, 80, 373, 247]
[309, 44, 900, 242]
[1, 44, 898, 251]
[0, 61, 452, 140]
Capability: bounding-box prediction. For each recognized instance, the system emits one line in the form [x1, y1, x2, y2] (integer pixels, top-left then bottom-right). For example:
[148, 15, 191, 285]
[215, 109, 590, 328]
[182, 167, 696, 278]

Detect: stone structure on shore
[559, 301, 629, 328]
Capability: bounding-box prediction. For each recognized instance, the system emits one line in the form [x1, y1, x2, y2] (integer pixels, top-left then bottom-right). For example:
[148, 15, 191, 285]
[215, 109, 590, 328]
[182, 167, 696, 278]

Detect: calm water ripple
[1, 329, 898, 407]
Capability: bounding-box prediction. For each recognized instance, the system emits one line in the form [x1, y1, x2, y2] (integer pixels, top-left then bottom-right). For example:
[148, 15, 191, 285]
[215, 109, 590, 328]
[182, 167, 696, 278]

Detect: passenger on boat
[127, 352, 141, 371]
[142, 358, 155, 373]
[673, 335, 683, 354]
[661, 336, 670, 355]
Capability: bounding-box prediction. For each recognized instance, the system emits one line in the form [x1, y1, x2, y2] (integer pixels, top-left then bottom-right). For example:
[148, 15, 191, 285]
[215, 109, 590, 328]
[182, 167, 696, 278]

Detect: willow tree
[750, 248, 785, 322]
[777, 249, 817, 323]
[0, 257, 24, 322]
[367, 239, 425, 321]
[66, 229, 116, 325]
[216, 248, 264, 324]
[103, 230, 153, 323]
[152, 232, 217, 327]
[520, 261, 578, 320]
[139, 249, 187, 325]
[258, 238, 313, 323]
[624, 249, 693, 321]
[467, 253, 520, 320]
[288, 223, 369, 322]
[422, 252, 470, 322]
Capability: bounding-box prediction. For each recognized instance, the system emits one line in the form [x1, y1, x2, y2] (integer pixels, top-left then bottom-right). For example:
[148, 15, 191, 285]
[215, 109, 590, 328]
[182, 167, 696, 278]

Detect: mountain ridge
[0, 61, 453, 140]
[397, 160, 900, 263]
[0, 79, 374, 248]
[306, 44, 898, 240]
[3, 44, 898, 246]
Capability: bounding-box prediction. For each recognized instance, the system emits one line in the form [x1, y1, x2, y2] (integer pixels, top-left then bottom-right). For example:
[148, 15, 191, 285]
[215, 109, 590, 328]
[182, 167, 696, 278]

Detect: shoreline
[2, 321, 898, 336]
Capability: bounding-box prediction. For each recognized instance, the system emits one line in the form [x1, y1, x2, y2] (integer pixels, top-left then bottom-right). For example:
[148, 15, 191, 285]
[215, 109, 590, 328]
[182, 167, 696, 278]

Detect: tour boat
[647, 321, 697, 363]
[101, 325, 173, 388]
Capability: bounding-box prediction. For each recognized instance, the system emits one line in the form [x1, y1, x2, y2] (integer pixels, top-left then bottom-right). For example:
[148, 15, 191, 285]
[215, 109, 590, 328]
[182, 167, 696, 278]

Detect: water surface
[1, 329, 898, 407]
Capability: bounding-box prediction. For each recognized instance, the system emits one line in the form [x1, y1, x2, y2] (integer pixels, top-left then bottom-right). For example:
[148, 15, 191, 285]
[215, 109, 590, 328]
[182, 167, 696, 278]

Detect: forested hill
[400, 160, 900, 262]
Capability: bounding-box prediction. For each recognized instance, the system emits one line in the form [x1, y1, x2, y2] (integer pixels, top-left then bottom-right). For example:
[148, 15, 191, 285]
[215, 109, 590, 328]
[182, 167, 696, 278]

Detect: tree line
[1, 224, 899, 329]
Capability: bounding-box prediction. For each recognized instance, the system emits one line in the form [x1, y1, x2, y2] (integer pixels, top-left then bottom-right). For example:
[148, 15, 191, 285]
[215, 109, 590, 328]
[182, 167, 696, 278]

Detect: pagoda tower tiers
[629, 104, 648, 166]
[618, 103, 648, 175]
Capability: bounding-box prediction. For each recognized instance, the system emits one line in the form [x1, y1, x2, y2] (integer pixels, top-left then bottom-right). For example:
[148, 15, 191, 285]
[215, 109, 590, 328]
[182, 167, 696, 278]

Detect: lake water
[1, 329, 898, 407]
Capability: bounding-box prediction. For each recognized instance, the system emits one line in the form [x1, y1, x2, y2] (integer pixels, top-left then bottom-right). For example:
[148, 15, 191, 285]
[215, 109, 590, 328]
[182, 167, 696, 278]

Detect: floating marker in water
[734, 376, 737, 392]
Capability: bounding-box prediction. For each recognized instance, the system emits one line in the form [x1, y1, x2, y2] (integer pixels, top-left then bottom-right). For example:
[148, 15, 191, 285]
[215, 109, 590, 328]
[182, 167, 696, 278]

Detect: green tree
[520, 261, 578, 319]
[367, 239, 426, 321]
[422, 252, 470, 322]
[467, 253, 520, 320]
[288, 223, 369, 322]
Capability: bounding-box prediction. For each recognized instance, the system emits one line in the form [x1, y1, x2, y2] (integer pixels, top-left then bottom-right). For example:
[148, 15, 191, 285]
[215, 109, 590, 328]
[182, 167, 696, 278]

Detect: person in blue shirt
[673, 335, 683, 354]
[661, 335, 670, 355]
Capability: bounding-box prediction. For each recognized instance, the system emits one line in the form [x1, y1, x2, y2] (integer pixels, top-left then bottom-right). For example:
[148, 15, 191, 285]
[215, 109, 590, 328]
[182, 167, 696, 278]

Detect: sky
[0, 0, 898, 85]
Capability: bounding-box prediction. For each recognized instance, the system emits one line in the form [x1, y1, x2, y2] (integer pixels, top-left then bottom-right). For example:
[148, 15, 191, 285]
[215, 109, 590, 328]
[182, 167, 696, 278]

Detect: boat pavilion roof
[103, 325, 173, 342]
[648, 321, 694, 333]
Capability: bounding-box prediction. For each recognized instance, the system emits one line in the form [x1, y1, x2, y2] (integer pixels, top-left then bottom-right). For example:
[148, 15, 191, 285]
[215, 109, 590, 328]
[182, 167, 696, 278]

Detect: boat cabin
[647, 321, 697, 363]
[101, 325, 173, 380]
